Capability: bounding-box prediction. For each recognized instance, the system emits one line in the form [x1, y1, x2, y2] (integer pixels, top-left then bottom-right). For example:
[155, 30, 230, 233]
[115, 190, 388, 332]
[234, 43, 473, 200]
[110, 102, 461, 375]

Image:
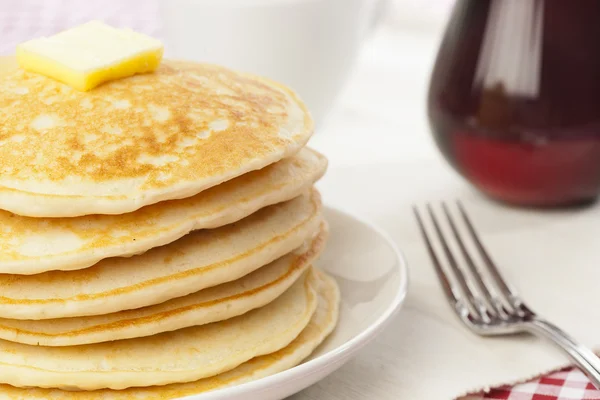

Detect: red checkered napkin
[469, 368, 600, 400]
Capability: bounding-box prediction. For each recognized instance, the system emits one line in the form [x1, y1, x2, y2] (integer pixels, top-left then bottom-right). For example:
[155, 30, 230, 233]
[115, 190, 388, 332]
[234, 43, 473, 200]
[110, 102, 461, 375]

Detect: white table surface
[291, 6, 471, 399]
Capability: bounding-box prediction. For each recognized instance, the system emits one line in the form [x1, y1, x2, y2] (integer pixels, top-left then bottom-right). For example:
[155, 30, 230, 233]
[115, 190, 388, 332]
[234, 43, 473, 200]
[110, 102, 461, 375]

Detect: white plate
[183, 206, 409, 400]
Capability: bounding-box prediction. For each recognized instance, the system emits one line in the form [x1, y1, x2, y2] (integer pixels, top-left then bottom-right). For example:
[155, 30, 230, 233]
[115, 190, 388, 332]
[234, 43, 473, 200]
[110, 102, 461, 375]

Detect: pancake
[0, 59, 313, 217]
[0, 147, 326, 275]
[0, 269, 319, 390]
[0, 268, 339, 399]
[0, 189, 322, 320]
[0, 223, 327, 346]
[0, 57, 16, 75]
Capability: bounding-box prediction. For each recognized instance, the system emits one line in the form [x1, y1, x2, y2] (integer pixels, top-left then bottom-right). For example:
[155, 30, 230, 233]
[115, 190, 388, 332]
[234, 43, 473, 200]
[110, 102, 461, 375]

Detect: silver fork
[413, 202, 600, 388]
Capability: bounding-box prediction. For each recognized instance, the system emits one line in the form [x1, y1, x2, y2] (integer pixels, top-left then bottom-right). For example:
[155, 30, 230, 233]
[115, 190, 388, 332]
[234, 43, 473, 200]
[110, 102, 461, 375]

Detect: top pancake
[0, 59, 313, 217]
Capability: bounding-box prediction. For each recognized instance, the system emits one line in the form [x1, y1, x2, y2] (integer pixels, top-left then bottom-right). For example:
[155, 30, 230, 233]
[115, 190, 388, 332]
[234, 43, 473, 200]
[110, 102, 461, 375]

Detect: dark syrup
[428, 0, 600, 207]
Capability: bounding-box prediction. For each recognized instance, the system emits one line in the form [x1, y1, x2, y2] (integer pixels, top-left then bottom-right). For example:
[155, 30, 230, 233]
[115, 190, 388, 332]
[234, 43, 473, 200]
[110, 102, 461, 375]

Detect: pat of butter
[16, 21, 163, 91]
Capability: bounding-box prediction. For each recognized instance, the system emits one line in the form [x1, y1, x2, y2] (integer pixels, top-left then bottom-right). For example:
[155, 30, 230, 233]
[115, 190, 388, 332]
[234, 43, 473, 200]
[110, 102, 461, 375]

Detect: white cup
[159, 0, 386, 128]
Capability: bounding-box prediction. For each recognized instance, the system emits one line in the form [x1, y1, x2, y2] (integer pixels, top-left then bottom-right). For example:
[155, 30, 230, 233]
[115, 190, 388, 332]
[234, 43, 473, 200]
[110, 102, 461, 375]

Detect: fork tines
[413, 202, 531, 333]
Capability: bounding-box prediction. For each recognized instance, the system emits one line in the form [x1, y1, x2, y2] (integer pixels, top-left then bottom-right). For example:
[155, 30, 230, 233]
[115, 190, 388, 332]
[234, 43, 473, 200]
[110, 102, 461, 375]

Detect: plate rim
[183, 203, 409, 399]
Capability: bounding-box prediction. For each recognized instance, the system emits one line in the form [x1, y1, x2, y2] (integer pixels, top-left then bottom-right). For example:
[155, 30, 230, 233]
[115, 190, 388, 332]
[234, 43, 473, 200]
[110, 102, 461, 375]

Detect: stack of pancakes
[0, 59, 339, 399]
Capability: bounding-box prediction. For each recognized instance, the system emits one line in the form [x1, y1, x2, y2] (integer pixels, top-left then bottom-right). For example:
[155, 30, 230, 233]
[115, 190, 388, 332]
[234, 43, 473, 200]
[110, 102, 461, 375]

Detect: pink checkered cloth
[469, 368, 600, 400]
[0, 0, 162, 55]
[1, 2, 599, 399]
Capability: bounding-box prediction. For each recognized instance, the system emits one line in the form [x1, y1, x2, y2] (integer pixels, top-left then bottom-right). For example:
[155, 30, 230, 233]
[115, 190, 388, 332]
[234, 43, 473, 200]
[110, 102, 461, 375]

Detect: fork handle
[525, 318, 600, 389]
